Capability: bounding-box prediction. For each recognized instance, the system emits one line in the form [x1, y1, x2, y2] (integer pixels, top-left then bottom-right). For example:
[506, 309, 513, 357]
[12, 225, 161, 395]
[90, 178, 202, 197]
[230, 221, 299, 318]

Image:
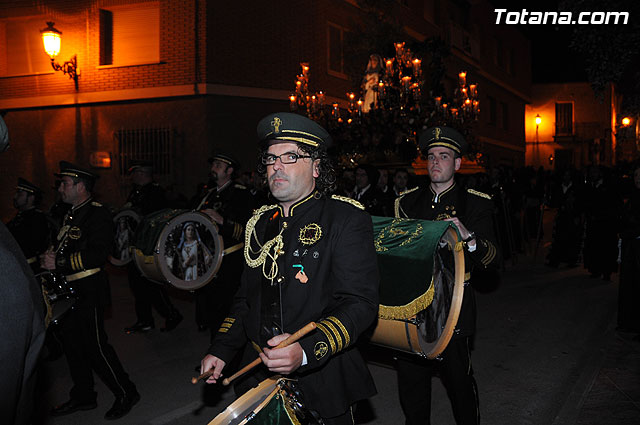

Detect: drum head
[150, 211, 223, 291]
[208, 376, 280, 425]
[109, 209, 141, 266]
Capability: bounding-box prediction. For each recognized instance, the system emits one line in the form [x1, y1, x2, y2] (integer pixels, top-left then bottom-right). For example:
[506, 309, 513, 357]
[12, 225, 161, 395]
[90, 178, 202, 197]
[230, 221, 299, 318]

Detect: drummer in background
[123, 160, 183, 334]
[41, 161, 139, 420]
[200, 113, 379, 425]
[6, 178, 50, 274]
[394, 127, 500, 425]
[195, 153, 253, 337]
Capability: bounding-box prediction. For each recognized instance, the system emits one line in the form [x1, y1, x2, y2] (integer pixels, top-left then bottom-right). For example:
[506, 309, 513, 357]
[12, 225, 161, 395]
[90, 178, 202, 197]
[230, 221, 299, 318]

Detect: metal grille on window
[115, 127, 174, 192]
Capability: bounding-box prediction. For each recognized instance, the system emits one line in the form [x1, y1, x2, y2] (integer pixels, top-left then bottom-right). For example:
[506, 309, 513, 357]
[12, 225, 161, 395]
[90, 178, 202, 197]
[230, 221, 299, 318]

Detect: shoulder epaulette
[467, 188, 492, 200]
[91, 201, 103, 207]
[398, 186, 420, 197]
[331, 195, 365, 210]
[234, 183, 247, 190]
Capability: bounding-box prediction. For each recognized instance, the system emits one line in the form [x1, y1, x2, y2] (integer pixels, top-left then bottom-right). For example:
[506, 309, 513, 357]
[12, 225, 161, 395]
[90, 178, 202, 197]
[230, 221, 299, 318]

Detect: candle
[458, 71, 466, 87]
[385, 59, 394, 76]
[469, 84, 477, 98]
[289, 94, 297, 111]
[412, 58, 422, 77]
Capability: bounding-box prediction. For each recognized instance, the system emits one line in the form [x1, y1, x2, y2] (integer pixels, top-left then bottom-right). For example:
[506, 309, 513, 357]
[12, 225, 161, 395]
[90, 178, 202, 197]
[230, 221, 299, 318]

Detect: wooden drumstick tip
[191, 369, 214, 384]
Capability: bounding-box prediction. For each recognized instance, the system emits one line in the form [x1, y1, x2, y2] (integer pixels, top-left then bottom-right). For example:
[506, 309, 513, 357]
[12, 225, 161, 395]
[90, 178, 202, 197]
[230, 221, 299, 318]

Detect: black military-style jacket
[208, 191, 379, 417]
[125, 182, 166, 216]
[54, 198, 114, 298]
[7, 208, 49, 266]
[395, 181, 499, 336]
[198, 181, 254, 246]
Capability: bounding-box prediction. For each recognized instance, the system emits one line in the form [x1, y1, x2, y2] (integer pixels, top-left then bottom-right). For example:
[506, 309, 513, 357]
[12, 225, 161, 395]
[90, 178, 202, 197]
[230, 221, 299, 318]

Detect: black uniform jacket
[7, 208, 50, 263]
[54, 198, 114, 302]
[198, 182, 254, 247]
[208, 191, 379, 417]
[395, 181, 499, 336]
[125, 182, 166, 216]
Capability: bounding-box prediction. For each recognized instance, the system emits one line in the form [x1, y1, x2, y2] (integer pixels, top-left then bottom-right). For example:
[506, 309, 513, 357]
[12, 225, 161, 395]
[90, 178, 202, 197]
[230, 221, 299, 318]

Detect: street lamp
[622, 116, 631, 127]
[40, 22, 78, 90]
[535, 114, 541, 142]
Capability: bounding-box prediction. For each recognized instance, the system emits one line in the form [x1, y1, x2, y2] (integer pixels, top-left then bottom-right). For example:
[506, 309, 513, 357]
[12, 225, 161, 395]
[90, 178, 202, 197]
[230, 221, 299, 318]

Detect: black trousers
[128, 264, 176, 324]
[59, 287, 136, 402]
[396, 336, 479, 425]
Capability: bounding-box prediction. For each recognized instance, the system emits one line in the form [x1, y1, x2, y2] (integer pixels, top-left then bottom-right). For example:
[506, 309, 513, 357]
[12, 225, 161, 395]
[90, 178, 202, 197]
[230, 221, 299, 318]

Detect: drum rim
[109, 209, 141, 266]
[154, 211, 224, 291]
[417, 226, 465, 359]
[207, 375, 282, 425]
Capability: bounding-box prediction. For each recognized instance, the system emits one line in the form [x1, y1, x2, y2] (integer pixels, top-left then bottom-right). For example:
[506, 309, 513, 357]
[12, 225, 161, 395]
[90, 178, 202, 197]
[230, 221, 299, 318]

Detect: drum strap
[26, 256, 37, 264]
[223, 242, 244, 256]
[66, 267, 101, 282]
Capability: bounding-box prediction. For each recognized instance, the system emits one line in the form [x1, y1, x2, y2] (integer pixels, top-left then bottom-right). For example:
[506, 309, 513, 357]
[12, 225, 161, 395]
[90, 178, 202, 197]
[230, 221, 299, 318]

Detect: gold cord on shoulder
[244, 204, 286, 282]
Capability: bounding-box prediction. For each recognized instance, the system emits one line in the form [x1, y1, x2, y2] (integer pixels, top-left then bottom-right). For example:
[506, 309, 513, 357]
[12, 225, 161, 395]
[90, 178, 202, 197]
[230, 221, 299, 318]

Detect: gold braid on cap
[244, 204, 286, 282]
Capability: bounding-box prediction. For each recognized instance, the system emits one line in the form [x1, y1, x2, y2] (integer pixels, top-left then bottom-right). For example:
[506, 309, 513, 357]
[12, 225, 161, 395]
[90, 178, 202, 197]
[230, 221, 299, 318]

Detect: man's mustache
[269, 172, 288, 183]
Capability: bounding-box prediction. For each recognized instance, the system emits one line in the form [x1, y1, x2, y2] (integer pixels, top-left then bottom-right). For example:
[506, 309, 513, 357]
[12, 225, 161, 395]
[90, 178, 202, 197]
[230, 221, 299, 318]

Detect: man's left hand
[444, 217, 474, 242]
[260, 333, 303, 375]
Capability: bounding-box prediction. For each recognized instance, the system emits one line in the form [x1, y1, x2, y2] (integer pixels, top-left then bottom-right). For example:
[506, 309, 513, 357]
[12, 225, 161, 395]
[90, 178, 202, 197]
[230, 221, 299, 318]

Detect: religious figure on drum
[393, 127, 500, 425]
[114, 217, 132, 262]
[175, 222, 212, 281]
[200, 113, 379, 425]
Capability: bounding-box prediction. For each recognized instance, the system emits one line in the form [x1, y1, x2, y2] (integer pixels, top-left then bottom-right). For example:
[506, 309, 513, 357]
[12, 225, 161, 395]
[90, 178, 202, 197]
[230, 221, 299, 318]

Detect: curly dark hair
[257, 142, 337, 196]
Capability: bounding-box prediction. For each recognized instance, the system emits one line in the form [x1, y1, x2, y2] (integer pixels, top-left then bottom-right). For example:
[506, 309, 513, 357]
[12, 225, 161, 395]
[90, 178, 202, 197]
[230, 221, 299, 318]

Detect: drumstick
[191, 322, 316, 385]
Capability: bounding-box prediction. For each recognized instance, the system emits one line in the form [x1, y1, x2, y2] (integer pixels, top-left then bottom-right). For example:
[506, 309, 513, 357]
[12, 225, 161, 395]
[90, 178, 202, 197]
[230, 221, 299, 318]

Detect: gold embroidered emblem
[299, 223, 322, 246]
[68, 226, 82, 240]
[314, 341, 328, 360]
[271, 117, 282, 133]
[434, 127, 442, 140]
[374, 218, 423, 252]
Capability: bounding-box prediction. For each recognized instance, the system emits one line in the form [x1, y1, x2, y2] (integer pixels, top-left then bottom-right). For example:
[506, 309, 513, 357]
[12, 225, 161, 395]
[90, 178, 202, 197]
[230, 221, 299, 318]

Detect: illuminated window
[555, 103, 573, 135]
[99, 2, 159, 66]
[327, 22, 347, 78]
[0, 18, 52, 76]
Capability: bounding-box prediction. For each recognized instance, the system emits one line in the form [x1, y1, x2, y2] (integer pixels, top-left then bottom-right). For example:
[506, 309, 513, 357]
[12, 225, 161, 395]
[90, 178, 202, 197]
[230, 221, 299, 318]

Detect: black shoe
[51, 399, 97, 416]
[124, 321, 154, 334]
[104, 391, 140, 420]
[161, 312, 183, 332]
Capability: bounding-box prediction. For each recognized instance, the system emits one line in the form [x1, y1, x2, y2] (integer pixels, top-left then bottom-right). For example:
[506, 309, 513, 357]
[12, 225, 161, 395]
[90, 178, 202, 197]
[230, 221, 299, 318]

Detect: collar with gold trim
[280, 190, 322, 217]
[430, 181, 456, 203]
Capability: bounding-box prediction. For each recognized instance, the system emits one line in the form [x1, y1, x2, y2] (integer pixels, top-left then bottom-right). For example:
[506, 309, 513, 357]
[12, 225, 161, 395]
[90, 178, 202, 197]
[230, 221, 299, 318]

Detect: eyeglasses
[261, 153, 312, 165]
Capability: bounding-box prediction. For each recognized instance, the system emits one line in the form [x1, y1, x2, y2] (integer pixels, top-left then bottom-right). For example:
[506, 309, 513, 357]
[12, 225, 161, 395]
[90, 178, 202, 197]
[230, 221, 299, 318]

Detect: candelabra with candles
[288, 43, 480, 166]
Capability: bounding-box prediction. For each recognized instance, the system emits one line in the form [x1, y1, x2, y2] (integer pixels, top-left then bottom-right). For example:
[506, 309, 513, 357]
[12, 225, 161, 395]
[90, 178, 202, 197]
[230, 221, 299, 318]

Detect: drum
[208, 376, 319, 425]
[369, 217, 465, 359]
[109, 209, 141, 266]
[132, 209, 223, 291]
[37, 271, 77, 327]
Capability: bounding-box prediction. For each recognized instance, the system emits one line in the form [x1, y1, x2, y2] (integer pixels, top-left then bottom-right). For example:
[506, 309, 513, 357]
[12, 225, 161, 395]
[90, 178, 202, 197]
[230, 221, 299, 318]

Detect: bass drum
[369, 217, 465, 359]
[37, 271, 77, 327]
[132, 209, 223, 291]
[208, 376, 319, 425]
[109, 209, 141, 266]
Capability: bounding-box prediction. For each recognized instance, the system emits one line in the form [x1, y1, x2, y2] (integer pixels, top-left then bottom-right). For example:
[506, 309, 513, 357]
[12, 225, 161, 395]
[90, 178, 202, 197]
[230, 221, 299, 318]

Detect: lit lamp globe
[535, 114, 542, 126]
[622, 117, 631, 127]
[41, 22, 62, 59]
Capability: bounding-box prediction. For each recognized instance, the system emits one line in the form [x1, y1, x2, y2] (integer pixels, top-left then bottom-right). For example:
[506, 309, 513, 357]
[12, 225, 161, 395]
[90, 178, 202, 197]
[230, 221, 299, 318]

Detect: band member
[200, 113, 379, 425]
[353, 164, 385, 215]
[122, 160, 183, 334]
[41, 161, 139, 420]
[394, 127, 500, 425]
[6, 178, 50, 274]
[195, 153, 254, 335]
[0, 115, 46, 425]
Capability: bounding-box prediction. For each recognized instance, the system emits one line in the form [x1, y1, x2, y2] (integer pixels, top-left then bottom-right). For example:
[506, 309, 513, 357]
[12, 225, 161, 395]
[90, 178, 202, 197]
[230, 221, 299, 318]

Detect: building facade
[0, 0, 531, 219]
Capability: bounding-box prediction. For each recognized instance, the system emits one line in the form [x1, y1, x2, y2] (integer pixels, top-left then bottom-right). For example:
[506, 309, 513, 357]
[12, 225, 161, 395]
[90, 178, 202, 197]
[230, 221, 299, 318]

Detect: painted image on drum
[113, 215, 138, 262]
[165, 221, 214, 281]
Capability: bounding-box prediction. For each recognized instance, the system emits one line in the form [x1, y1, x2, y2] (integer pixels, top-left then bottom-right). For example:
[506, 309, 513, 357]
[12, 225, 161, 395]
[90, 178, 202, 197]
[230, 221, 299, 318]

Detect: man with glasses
[200, 113, 379, 425]
[394, 127, 499, 425]
[41, 161, 139, 420]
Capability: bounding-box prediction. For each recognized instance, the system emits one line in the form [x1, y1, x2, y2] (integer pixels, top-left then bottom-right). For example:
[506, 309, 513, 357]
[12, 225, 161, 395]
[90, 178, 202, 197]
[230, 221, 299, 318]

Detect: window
[99, 2, 159, 66]
[487, 96, 497, 126]
[501, 101, 509, 130]
[327, 23, 347, 78]
[0, 18, 52, 76]
[555, 103, 573, 135]
[116, 128, 174, 181]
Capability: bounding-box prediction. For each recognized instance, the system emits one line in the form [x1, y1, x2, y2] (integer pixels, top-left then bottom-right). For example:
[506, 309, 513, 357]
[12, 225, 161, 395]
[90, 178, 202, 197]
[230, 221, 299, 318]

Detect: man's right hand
[201, 354, 226, 384]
